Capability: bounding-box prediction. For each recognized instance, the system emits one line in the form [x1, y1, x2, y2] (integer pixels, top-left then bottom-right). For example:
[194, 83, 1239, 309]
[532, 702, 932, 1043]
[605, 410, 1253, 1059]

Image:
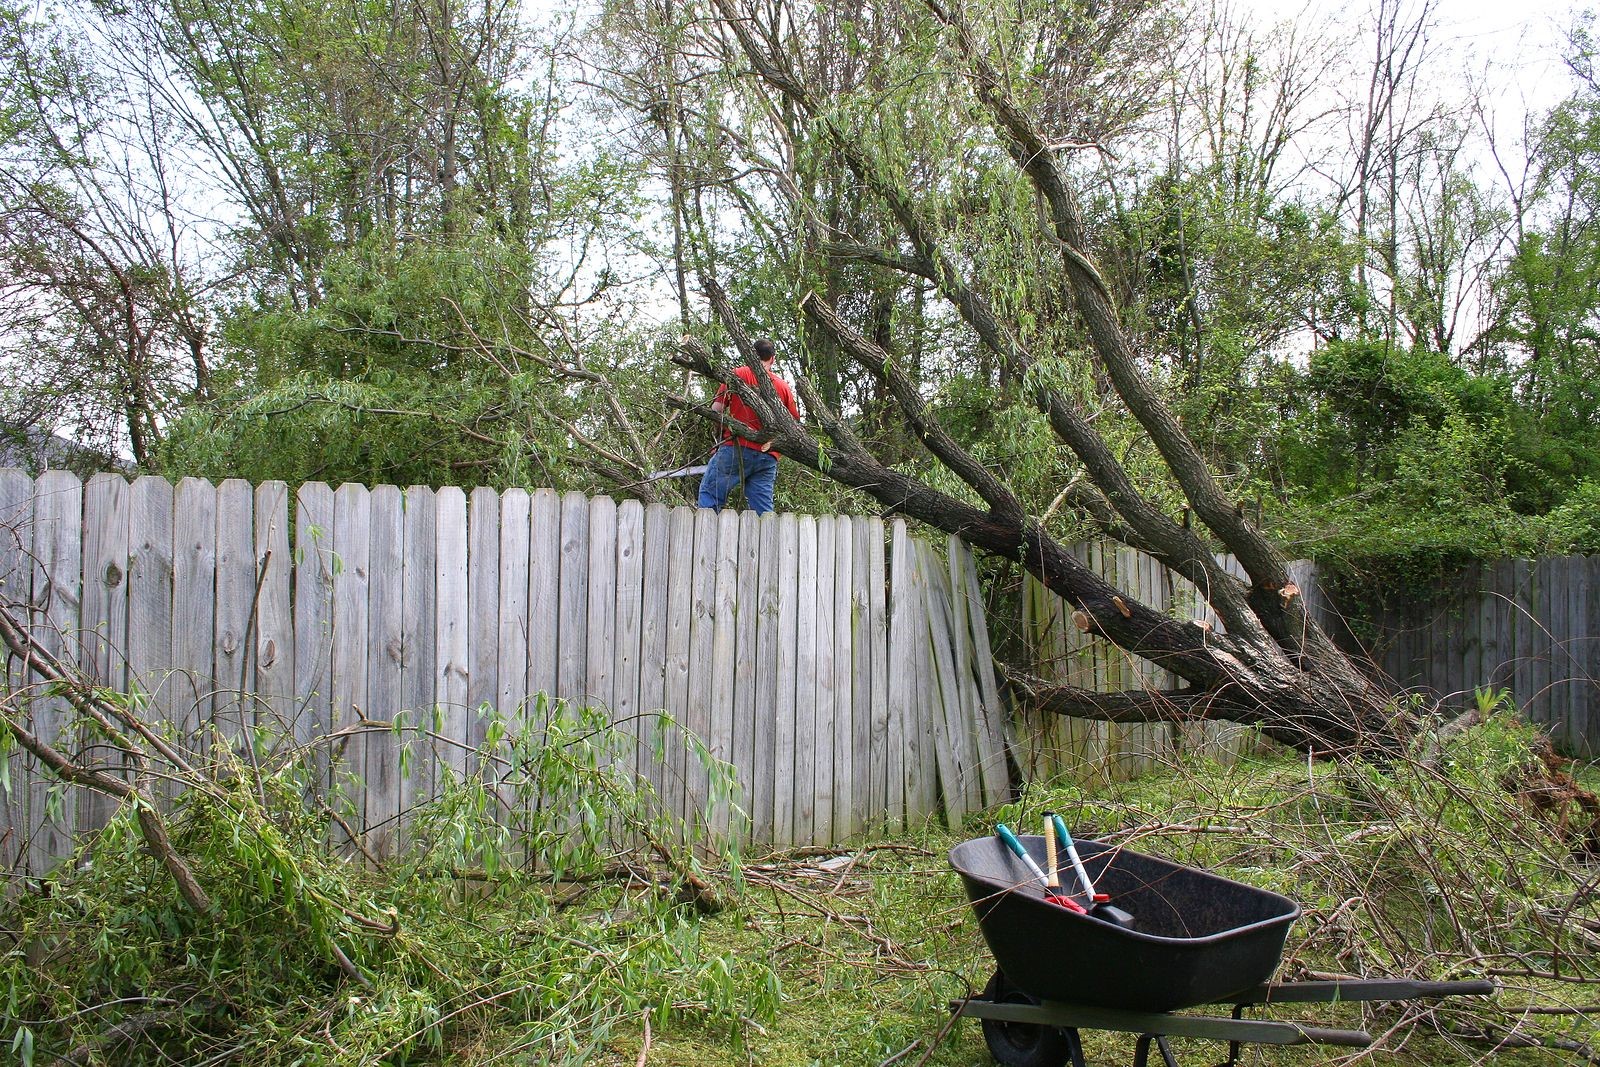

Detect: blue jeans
[697, 445, 778, 514]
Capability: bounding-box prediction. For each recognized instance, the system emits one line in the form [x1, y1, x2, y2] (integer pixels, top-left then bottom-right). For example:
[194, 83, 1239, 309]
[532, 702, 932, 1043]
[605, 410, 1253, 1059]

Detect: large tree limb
[706, 0, 1269, 643]
[923, 0, 1372, 686]
[0, 683, 212, 914]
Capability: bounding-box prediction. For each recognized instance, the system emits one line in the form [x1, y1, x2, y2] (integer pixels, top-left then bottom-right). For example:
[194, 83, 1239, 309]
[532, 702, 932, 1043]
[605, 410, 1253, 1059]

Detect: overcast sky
[1247, 0, 1582, 112]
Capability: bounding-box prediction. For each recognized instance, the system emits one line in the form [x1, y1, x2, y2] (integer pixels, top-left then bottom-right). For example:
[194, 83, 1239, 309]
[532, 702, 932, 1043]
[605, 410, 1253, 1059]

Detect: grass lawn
[8, 718, 1595, 1066]
[562, 745, 1598, 1067]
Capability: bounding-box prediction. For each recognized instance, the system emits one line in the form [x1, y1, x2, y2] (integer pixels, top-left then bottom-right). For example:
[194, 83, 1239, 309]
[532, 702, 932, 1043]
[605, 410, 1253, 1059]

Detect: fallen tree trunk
[665, 0, 1413, 759]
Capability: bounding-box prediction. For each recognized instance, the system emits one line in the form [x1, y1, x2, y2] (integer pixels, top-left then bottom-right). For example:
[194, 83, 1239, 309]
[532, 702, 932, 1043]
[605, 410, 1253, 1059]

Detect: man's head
[754, 338, 777, 362]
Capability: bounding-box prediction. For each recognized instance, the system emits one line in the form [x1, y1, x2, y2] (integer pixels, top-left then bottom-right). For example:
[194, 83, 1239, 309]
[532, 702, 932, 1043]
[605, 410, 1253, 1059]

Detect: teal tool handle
[1051, 813, 1073, 850]
[995, 824, 1050, 885]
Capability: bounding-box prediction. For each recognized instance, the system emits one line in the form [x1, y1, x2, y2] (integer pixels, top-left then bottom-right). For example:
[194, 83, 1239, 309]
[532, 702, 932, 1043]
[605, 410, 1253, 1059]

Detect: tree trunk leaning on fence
[669, 0, 1411, 759]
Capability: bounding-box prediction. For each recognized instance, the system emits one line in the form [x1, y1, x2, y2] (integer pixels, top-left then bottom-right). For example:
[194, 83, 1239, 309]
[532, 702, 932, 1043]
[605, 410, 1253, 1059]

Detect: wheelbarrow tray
[950, 834, 1300, 1012]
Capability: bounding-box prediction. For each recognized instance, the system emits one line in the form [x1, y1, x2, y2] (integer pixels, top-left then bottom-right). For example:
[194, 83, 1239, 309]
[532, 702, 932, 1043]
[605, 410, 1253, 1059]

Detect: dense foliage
[1, 702, 780, 1064]
[2, 0, 1597, 577]
[6, 695, 1596, 1063]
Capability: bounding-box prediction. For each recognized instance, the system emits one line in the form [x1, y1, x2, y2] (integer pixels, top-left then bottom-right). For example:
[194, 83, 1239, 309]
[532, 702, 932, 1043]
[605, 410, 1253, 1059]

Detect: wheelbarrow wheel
[979, 969, 1083, 1067]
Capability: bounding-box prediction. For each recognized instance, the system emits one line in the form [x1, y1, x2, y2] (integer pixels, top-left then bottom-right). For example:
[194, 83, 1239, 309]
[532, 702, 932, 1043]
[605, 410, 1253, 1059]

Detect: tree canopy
[2, 0, 1599, 737]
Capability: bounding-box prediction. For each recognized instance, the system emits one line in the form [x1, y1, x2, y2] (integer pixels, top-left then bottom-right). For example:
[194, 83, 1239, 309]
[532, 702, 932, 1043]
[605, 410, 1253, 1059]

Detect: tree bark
[676, 0, 1411, 758]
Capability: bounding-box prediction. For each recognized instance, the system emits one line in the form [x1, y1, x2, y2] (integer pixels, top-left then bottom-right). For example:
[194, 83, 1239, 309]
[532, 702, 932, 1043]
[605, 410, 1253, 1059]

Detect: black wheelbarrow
[948, 833, 1496, 1067]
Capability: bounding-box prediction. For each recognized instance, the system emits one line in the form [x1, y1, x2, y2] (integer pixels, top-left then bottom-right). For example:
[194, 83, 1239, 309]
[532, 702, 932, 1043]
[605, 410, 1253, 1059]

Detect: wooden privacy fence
[0, 471, 1010, 876]
[1018, 546, 1321, 781]
[1359, 556, 1599, 758]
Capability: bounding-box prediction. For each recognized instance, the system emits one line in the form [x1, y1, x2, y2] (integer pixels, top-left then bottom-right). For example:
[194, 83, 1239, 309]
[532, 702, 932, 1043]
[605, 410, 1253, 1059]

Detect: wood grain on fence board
[922, 539, 970, 824]
[613, 500, 646, 786]
[751, 513, 781, 844]
[1521, 560, 1545, 724]
[684, 508, 719, 832]
[81, 473, 128, 693]
[1436, 579, 1458, 705]
[527, 489, 559, 708]
[30, 470, 81, 873]
[637, 503, 671, 804]
[466, 488, 500, 766]
[886, 520, 914, 823]
[1583, 557, 1600, 757]
[900, 525, 938, 820]
[213, 480, 254, 750]
[1493, 560, 1518, 692]
[793, 515, 819, 843]
[952, 538, 1005, 809]
[870, 518, 896, 825]
[523, 489, 558, 833]
[496, 490, 532, 728]
[295, 483, 336, 791]
[497, 489, 532, 846]
[662, 506, 696, 832]
[707, 509, 740, 840]
[1473, 563, 1496, 693]
[365, 485, 405, 858]
[1461, 568, 1484, 709]
[732, 510, 761, 842]
[1554, 559, 1576, 747]
[585, 495, 617, 718]
[331, 484, 371, 848]
[773, 513, 799, 846]
[0, 469, 31, 873]
[128, 477, 175, 801]
[254, 483, 295, 756]
[832, 518, 855, 840]
[1564, 558, 1584, 747]
[812, 515, 836, 845]
[849, 520, 871, 824]
[434, 487, 470, 782]
[172, 478, 216, 757]
[915, 536, 944, 816]
[558, 491, 590, 707]
[1015, 574, 1044, 780]
[399, 487, 438, 818]
[80, 474, 128, 834]
[1554, 557, 1583, 751]
[946, 539, 987, 804]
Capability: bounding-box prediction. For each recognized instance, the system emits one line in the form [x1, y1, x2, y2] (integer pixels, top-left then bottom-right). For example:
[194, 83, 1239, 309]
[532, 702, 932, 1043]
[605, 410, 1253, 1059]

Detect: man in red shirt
[696, 338, 801, 515]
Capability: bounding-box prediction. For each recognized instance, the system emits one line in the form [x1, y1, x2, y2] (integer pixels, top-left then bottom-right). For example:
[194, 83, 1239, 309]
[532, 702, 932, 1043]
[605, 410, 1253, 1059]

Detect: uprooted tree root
[1502, 734, 1600, 860]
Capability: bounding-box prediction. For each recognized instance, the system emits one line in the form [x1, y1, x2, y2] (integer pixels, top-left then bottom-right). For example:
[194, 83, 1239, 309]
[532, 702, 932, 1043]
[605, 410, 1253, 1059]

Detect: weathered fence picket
[46, 470, 1600, 872]
[296, 481, 336, 789]
[0, 471, 31, 874]
[30, 470, 81, 872]
[80, 473, 127, 835]
[1352, 555, 1600, 757]
[172, 478, 216, 753]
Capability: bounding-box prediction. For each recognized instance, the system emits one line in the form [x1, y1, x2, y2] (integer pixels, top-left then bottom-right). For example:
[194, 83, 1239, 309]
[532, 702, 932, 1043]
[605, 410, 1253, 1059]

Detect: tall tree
[0, 2, 214, 465]
[640, 0, 1412, 755]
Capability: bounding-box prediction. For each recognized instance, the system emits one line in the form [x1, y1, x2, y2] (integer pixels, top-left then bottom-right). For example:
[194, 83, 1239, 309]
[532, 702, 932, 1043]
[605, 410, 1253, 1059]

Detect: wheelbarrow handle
[1229, 978, 1499, 1006]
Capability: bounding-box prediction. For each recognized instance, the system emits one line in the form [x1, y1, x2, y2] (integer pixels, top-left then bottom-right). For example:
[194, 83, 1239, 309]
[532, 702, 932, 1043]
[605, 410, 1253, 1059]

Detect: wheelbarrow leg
[1222, 1004, 1245, 1067]
[1131, 1034, 1179, 1067]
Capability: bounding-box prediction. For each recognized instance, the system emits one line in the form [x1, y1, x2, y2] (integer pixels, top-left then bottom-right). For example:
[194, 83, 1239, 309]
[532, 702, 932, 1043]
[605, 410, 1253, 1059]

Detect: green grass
[571, 735, 1598, 1067]
[6, 709, 1596, 1066]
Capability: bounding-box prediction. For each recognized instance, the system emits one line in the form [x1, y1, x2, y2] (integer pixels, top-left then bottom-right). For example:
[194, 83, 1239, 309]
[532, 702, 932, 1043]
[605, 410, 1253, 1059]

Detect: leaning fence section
[1017, 549, 1320, 781]
[0, 471, 1009, 876]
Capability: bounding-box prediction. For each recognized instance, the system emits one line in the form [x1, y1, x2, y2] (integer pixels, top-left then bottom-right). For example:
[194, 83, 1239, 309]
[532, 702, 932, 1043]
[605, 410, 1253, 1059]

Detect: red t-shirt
[717, 362, 800, 456]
